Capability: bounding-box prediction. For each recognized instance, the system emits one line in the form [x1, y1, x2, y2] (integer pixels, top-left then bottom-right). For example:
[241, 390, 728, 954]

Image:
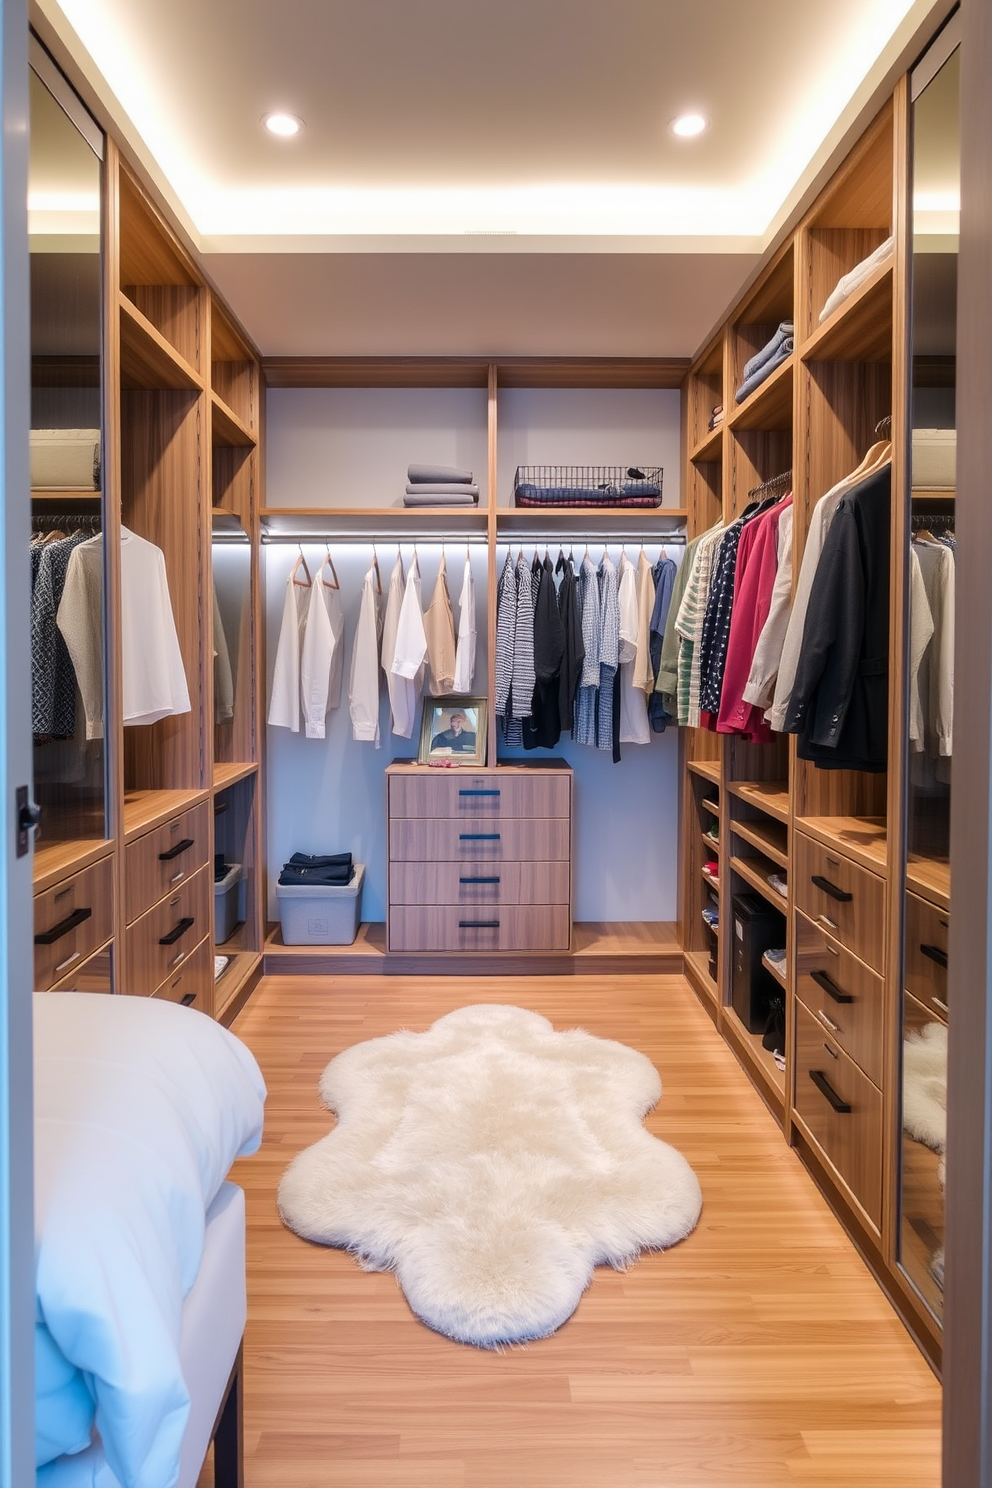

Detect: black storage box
[730, 891, 785, 1033]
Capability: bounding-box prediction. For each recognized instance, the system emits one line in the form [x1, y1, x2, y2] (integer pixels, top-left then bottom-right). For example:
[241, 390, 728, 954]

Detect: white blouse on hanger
[58, 526, 190, 737]
[617, 552, 650, 745]
[381, 555, 418, 739]
[300, 555, 345, 740]
[268, 556, 310, 732]
[349, 561, 383, 746]
[453, 554, 476, 694]
[391, 552, 428, 689]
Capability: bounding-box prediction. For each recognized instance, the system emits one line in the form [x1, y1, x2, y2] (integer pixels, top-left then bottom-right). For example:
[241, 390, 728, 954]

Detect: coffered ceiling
[33, 0, 949, 357]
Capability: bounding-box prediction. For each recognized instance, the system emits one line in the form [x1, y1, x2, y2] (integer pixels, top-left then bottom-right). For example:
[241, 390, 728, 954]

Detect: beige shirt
[424, 554, 456, 696]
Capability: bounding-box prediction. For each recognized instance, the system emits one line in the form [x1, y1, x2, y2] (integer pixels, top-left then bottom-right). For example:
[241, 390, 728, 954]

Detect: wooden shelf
[495, 507, 687, 535]
[119, 295, 203, 392]
[690, 426, 723, 462]
[214, 951, 262, 1024]
[31, 489, 101, 504]
[122, 788, 210, 844]
[723, 1004, 786, 1110]
[728, 355, 794, 432]
[684, 949, 719, 1007]
[701, 831, 720, 855]
[211, 390, 256, 448]
[732, 815, 788, 868]
[730, 855, 789, 913]
[728, 780, 789, 824]
[800, 260, 894, 363]
[795, 815, 887, 875]
[911, 488, 955, 502]
[33, 837, 113, 894]
[762, 949, 787, 985]
[261, 506, 489, 538]
[906, 855, 950, 912]
[687, 759, 721, 785]
[701, 796, 721, 818]
[700, 865, 720, 891]
[213, 761, 258, 792]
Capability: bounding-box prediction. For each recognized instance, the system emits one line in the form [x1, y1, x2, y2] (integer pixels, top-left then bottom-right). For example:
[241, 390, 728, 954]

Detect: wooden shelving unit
[122, 788, 210, 844]
[728, 355, 795, 432]
[211, 389, 256, 449]
[799, 260, 894, 363]
[730, 855, 789, 912]
[33, 838, 114, 895]
[118, 294, 203, 392]
[795, 815, 887, 874]
[732, 816, 788, 866]
[727, 779, 789, 823]
[687, 759, 721, 785]
[213, 761, 259, 792]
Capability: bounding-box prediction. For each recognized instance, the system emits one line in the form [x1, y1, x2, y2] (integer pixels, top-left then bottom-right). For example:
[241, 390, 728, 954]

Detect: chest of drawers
[386, 763, 572, 953]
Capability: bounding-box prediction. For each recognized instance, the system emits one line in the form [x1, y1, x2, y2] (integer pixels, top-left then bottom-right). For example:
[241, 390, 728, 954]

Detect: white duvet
[33, 993, 265, 1488]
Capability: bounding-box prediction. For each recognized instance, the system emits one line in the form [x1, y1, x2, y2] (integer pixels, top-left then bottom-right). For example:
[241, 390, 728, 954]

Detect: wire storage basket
[513, 465, 664, 509]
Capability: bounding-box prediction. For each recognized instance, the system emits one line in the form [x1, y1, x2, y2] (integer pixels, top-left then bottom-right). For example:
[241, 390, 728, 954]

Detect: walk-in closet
[10, 1, 992, 1485]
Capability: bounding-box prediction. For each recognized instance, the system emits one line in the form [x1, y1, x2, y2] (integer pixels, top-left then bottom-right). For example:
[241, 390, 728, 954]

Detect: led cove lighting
[264, 112, 303, 137]
[669, 113, 708, 138]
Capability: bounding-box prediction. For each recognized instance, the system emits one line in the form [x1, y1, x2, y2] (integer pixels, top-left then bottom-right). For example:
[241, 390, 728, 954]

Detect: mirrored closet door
[28, 52, 108, 876]
[900, 26, 959, 1323]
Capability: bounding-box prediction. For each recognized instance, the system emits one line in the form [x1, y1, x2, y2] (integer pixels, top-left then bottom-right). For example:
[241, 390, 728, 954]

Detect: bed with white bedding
[33, 993, 266, 1488]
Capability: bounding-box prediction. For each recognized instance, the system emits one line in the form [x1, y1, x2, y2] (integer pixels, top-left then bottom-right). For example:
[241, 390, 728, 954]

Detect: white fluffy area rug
[278, 1004, 703, 1348]
[903, 1020, 948, 1154]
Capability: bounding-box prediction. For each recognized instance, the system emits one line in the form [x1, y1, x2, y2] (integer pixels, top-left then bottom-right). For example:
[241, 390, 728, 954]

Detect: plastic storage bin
[214, 862, 243, 945]
[277, 863, 365, 945]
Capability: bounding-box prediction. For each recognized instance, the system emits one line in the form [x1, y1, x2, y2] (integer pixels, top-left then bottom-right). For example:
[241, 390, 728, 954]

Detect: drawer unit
[388, 905, 570, 953]
[794, 1000, 883, 1229]
[794, 911, 885, 1087]
[125, 802, 211, 925]
[904, 891, 949, 1023]
[389, 771, 570, 820]
[389, 859, 570, 906]
[386, 764, 572, 953]
[794, 832, 886, 974]
[390, 817, 569, 863]
[34, 855, 114, 991]
[48, 940, 113, 994]
[124, 864, 210, 998]
[151, 934, 212, 1013]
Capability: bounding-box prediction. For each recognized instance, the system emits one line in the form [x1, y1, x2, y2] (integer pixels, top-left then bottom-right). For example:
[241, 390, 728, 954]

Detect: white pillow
[34, 993, 266, 1488]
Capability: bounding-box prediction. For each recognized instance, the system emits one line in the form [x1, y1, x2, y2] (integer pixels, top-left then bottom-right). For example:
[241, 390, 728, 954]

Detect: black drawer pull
[811, 968, 854, 1004]
[459, 919, 500, 929]
[159, 837, 194, 862]
[159, 916, 194, 946]
[920, 942, 948, 970]
[35, 906, 92, 945]
[458, 789, 500, 797]
[460, 876, 500, 884]
[459, 833, 500, 841]
[811, 874, 852, 903]
[809, 1068, 851, 1113]
[180, 991, 196, 1007]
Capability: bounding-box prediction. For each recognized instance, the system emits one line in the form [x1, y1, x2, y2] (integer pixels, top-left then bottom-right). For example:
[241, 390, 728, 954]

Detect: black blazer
[783, 463, 890, 772]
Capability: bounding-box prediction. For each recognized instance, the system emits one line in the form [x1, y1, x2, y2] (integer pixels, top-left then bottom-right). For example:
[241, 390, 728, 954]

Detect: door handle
[459, 919, 500, 929]
[35, 906, 92, 945]
[460, 876, 500, 884]
[159, 916, 194, 946]
[458, 789, 500, 797]
[159, 838, 194, 861]
[920, 943, 948, 970]
[810, 968, 853, 1004]
[459, 833, 500, 841]
[809, 1069, 851, 1113]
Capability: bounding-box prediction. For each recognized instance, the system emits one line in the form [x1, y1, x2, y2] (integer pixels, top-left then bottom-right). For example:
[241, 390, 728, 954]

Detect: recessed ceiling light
[669, 113, 708, 139]
[263, 112, 304, 138]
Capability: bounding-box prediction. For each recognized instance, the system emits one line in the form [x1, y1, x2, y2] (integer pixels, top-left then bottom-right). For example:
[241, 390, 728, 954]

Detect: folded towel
[819, 236, 894, 323]
[740, 322, 794, 384]
[408, 463, 474, 485]
[404, 491, 479, 507]
[404, 483, 479, 497]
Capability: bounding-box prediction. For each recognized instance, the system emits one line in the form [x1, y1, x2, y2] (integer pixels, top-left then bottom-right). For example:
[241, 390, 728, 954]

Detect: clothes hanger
[320, 545, 340, 590]
[371, 540, 382, 595]
[291, 546, 312, 587]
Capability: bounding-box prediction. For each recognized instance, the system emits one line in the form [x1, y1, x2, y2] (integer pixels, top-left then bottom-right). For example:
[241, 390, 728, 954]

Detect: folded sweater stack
[277, 851, 354, 886]
[735, 322, 794, 404]
[404, 463, 479, 507]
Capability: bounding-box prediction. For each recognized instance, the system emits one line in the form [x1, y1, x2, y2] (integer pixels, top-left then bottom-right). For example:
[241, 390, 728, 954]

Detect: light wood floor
[217, 973, 941, 1488]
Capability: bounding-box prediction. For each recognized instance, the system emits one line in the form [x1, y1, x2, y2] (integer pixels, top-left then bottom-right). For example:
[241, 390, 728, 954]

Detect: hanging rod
[260, 531, 490, 545]
[494, 533, 686, 546]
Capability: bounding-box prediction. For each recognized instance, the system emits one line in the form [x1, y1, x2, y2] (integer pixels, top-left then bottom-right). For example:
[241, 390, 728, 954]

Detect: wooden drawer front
[125, 865, 210, 998]
[794, 834, 885, 973]
[904, 892, 949, 1023]
[794, 911, 885, 1086]
[389, 905, 570, 953]
[125, 802, 210, 925]
[34, 856, 114, 991]
[794, 1000, 883, 1229]
[151, 935, 212, 1015]
[389, 772, 570, 820]
[48, 940, 114, 994]
[389, 818, 569, 863]
[390, 860, 570, 907]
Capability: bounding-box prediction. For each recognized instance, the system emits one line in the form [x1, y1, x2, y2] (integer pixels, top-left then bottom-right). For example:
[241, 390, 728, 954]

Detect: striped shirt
[596, 555, 620, 751]
[676, 523, 723, 726]
[574, 555, 601, 746]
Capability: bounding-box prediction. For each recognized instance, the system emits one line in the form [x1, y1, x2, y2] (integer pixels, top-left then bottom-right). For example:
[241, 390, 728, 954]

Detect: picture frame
[418, 698, 488, 766]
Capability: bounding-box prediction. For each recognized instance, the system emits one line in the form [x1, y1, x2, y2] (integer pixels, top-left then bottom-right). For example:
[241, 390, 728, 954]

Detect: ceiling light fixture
[263, 112, 304, 138]
[669, 113, 708, 139]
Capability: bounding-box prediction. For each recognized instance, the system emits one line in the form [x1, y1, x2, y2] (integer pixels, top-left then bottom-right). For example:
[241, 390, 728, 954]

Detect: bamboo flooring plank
[203, 972, 941, 1488]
